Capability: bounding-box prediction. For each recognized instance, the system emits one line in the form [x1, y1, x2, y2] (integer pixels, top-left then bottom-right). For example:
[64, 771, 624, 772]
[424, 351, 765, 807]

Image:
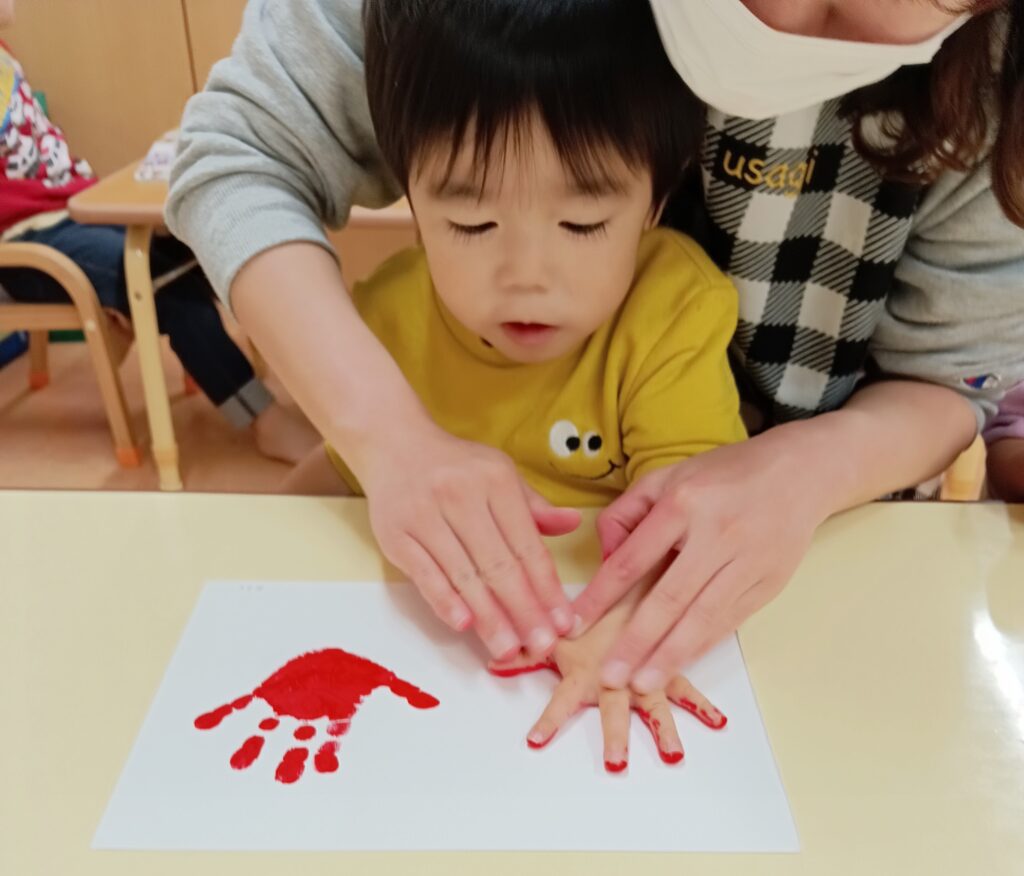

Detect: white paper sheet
[93, 581, 798, 852]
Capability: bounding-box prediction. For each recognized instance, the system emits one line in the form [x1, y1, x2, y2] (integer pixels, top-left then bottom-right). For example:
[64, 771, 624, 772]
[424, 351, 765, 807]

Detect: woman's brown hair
[843, 1, 1024, 226]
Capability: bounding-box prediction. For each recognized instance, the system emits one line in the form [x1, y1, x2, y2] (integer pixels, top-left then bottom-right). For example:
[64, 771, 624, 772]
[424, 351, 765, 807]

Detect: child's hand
[489, 585, 726, 772]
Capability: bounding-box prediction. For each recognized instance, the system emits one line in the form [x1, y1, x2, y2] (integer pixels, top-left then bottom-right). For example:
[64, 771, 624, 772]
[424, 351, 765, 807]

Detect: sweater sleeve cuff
[165, 171, 340, 310]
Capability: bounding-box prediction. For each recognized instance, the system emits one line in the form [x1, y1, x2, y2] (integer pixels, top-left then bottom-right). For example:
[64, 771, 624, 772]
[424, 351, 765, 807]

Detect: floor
[0, 338, 290, 493]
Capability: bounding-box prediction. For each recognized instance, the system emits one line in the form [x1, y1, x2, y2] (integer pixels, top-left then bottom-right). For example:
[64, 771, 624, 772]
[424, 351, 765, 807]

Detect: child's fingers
[666, 676, 728, 729]
[635, 693, 684, 764]
[526, 677, 586, 749]
[598, 688, 631, 772]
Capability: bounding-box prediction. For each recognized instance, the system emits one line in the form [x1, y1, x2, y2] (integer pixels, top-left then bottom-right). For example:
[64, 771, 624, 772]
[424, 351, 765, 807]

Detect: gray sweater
[167, 0, 1024, 429]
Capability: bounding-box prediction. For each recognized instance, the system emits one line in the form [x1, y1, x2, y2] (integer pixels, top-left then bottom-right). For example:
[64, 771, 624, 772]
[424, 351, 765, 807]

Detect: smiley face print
[548, 419, 623, 481]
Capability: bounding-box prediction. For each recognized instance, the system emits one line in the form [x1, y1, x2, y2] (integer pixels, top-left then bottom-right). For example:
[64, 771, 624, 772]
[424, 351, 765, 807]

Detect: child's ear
[645, 201, 666, 230]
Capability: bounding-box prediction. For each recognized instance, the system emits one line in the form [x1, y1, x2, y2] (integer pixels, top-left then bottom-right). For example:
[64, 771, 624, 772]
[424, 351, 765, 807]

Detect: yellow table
[3, 493, 1022, 874]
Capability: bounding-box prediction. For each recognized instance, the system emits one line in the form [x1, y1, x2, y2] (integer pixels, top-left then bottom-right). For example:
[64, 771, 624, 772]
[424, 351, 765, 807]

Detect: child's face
[408, 118, 657, 364]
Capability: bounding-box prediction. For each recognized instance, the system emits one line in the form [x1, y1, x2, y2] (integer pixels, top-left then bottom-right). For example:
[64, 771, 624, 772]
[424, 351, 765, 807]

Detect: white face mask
[649, 0, 970, 120]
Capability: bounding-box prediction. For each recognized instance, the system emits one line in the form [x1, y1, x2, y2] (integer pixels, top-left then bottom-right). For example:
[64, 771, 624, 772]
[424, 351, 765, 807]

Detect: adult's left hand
[571, 427, 833, 694]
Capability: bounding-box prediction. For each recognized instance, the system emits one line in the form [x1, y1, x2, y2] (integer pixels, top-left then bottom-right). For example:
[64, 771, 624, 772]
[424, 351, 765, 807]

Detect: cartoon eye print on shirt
[548, 419, 623, 481]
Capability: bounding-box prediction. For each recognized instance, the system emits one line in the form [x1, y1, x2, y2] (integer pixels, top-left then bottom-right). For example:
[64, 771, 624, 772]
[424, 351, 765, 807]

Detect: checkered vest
[668, 100, 923, 425]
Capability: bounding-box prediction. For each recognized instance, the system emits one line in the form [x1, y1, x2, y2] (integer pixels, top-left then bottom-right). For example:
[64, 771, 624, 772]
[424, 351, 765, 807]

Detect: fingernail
[632, 668, 664, 694]
[492, 630, 520, 659]
[659, 748, 684, 765]
[550, 606, 574, 634]
[527, 627, 556, 655]
[601, 660, 631, 689]
[568, 614, 586, 638]
[527, 729, 552, 749]
[704, 709, 728, 729]
[604, 753, 628, 773]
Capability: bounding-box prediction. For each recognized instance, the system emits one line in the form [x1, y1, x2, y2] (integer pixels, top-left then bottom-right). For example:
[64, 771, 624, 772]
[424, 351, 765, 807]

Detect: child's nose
[497, 232, 550, 294]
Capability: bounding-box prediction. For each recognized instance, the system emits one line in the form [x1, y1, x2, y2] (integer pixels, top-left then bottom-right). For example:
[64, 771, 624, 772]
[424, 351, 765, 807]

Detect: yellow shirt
[329, 227, 746, 506]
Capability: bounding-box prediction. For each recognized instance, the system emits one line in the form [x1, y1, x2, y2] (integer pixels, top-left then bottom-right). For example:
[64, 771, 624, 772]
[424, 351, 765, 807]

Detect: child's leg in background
[0, 219, 319, 463]
[147, 233, 271, 426]
[150, 234, 319, 462]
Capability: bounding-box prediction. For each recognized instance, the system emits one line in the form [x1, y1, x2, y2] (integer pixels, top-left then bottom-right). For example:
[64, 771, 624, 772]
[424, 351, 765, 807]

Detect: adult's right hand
[358, 419, 581, 660]
[228, 244, 580, 660]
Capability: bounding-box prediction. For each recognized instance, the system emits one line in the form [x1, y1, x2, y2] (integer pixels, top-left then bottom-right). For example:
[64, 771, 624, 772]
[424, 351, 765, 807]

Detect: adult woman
[167, 0, 1023, 690]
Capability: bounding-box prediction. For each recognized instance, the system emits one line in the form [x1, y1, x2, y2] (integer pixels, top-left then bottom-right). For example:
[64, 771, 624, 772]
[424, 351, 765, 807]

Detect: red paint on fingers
[527, 731, 555, 750]
[636, 707, 684, 765]
[675, 696, 728, 729]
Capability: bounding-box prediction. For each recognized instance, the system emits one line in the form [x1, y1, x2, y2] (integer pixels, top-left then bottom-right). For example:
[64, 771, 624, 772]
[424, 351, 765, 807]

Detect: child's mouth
[500, 322, 556, 346]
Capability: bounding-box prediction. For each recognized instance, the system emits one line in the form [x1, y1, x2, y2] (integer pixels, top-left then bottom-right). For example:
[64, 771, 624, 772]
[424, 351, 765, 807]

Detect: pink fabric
[983, 381, 1024, 445]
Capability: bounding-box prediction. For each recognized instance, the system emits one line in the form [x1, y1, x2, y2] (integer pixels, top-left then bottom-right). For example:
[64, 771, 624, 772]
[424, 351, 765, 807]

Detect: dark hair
[363, 0, 704, 208]
[844, 1, 1024, 226]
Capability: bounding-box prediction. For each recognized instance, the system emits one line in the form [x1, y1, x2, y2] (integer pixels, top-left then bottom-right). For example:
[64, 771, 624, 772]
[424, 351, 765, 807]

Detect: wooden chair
[0, 242, 141, 467]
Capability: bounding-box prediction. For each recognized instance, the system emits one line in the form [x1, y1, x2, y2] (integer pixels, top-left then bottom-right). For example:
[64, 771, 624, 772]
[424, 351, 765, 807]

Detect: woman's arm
[573, 157, 1024, 692]
[574, 378, 974, 692]
[167, 0, 579, 658]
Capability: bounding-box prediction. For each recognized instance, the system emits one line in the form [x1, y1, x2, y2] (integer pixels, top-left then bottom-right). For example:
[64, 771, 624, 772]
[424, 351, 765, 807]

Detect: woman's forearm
[767, 379, 977, 517]
[230, 243, 430, 472]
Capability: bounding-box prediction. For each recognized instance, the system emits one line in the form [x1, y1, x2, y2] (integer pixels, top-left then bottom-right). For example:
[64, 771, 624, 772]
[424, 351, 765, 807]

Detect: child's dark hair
[363, 0, 703, 208]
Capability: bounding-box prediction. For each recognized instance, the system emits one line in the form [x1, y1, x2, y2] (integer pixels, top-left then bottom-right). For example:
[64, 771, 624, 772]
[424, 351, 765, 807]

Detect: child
[284, 0, 744, 770]
[984, 382, 1024, 501]
[0, 0, 317, 463]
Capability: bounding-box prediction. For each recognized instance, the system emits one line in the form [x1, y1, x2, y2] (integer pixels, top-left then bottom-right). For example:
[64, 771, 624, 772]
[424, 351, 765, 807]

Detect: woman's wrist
[750, 412, 866, 524]
[328, 386, 435, 482]
[753, 379, 976, 520]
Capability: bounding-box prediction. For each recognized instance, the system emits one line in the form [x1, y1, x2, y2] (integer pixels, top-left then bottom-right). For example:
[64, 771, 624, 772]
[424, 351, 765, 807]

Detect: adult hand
[572, 427, 832, 693]
[359, 419, 581, 660]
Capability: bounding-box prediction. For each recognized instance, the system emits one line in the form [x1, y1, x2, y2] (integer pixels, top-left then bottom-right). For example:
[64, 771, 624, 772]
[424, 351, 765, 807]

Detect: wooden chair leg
[28, 330, 49, 389]
[940, 435, 986, 502]
[124, 225, 182, 490]
[78, 301, 141, 467]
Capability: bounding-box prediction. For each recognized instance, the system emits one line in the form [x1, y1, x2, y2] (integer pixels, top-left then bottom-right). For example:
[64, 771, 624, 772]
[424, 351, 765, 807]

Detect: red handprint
[194, 648, 440, 784]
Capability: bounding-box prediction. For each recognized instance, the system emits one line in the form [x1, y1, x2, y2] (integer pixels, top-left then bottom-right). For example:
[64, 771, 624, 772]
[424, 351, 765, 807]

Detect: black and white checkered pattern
[692, 100, 922, 423]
